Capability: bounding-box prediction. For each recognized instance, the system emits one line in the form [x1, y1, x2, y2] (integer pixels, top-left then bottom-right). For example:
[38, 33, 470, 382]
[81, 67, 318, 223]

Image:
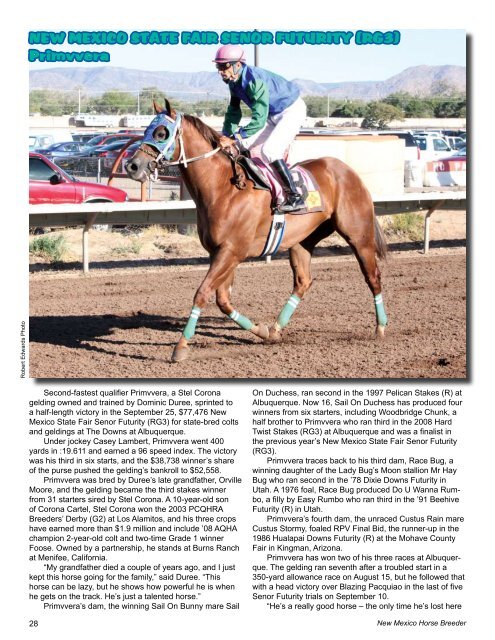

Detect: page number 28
[29, 620, 39, 628]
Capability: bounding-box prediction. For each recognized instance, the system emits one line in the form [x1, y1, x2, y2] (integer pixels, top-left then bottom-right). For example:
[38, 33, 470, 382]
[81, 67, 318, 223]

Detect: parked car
[299, 127, 334, 135]
[118, 129, 145, 135]
[413, 135, 454, 161]
[442, 129, 466, 138]
[299, 128, 420, 160]
[30, 133, 62, 150]
[103, 141, 142, 169]
[444, 136, 465, 151]
[439, 148, 466, 161]
[36, 141, 89, 159]
[29, 152, 128, 204]
[84, 132, 135, 147]
[71, 132, 101, 144]
[70, 139, 136, 159]
[413, 130, 444, 138]
[29, 129, 74, 150]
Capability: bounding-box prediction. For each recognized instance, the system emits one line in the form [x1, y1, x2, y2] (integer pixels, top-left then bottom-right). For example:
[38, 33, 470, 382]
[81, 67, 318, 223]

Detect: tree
[433, 98, 466, 118]
[29, 89, 80, 116]
[384, 92, 434, 117]
[95, 90, 136, 114]
[304, 96, 333, 118]
[361, 102, 404, 129]
[429, 82, 466, 118]
[139, 87, 168, 114]
[331, 101, 366, 118]
[190, 99, 229, 116]
[403, 97, 435, 118]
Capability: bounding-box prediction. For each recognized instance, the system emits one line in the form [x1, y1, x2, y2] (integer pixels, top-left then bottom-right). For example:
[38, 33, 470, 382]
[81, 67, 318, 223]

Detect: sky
[28, 29, 466, 85]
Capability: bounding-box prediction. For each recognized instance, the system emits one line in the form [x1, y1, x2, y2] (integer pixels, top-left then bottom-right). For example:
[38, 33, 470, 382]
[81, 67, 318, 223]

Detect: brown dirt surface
[29, 244, 467, 379]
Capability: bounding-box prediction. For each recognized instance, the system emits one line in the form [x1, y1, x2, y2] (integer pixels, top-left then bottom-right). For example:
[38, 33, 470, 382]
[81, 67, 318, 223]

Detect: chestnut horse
[126, 101, 388, 362]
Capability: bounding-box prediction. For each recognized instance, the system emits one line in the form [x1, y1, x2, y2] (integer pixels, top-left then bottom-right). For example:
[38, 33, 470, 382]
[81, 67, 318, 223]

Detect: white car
[413, 130, 444, 138]
[444, 136, 466, 150]
[413, 135, 454, 162]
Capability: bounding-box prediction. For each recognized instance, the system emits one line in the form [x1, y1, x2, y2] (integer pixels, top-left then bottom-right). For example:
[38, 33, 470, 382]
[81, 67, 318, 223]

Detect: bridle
[138, 112, 221, 180]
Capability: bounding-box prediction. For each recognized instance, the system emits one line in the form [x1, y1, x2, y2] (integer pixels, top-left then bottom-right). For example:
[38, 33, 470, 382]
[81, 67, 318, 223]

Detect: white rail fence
[29, 193, 467, 273]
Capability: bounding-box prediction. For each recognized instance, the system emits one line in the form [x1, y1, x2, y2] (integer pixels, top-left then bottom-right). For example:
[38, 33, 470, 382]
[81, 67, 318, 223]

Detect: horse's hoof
[253, 323, 270, 340]
[171, 346, 189, 362]
[375, 325, 386, 339]
[267, 326, 282, 343]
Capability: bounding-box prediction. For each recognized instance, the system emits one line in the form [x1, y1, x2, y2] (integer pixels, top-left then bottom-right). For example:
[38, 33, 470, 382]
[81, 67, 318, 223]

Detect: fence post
[423, 200, 445, 254]
[82, 213, 98, 274]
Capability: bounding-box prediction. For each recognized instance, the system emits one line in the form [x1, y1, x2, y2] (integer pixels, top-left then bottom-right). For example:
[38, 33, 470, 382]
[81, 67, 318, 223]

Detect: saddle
[233, 155, 324, 215]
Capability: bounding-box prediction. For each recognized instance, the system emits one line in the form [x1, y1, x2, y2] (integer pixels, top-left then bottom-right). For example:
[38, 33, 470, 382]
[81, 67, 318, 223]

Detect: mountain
[30, 66, 228, 100]
[29, 65, 466, 101]
[296, 65, 466, 99]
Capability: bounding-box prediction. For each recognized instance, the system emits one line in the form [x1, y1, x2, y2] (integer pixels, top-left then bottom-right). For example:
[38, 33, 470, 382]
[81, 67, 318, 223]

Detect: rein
[165, 128, 221, 167]
[171, 125, 247, 189]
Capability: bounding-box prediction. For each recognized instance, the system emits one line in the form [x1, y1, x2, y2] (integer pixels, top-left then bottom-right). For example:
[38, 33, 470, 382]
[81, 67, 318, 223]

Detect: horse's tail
[374, 215, 388, 260]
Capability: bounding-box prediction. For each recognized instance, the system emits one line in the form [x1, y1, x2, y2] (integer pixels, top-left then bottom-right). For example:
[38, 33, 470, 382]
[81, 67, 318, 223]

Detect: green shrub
[111, 239, 142, 256]
[29, 235, 67, 262]
[384, 213, 424, 241]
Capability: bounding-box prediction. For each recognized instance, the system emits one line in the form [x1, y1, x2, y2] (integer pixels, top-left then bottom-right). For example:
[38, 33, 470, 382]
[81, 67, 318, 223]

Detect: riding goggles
[142, 112, 182, 161]
[216, 57, 244, 71]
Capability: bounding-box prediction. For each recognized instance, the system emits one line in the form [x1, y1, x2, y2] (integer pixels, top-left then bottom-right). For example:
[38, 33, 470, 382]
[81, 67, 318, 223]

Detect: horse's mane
[183, 114, 221, 148]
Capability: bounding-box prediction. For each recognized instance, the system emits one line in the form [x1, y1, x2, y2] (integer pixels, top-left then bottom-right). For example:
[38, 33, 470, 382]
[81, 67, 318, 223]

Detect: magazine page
[4, 3, 492, 639]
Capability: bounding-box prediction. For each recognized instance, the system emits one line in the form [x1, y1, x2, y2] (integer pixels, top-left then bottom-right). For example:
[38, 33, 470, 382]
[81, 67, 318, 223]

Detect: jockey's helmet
[213, 45, 246, 65]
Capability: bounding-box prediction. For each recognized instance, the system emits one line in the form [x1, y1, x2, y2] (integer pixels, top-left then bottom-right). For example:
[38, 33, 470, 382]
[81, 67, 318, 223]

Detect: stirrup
[278, 195, 306, 212]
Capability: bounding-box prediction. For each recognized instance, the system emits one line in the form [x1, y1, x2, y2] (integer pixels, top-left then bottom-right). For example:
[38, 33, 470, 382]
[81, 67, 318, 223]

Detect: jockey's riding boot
[270, 159, 306, 212]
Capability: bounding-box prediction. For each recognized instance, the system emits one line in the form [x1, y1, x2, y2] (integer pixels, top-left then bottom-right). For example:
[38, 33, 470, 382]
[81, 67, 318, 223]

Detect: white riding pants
[239, 96, 306, 163]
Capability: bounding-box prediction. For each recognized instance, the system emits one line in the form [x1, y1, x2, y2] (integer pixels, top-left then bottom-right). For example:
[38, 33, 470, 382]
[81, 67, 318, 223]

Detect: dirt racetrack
[29, 246, 466, 379]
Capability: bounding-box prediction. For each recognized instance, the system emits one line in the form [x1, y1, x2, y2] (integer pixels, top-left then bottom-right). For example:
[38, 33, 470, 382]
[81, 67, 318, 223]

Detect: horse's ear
[153, 100, 165, 114]
[165, 98, 177, 119]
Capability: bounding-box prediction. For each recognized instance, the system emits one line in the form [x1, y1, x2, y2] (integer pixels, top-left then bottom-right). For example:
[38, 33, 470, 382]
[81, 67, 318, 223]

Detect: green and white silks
[374, 294, 388, 327]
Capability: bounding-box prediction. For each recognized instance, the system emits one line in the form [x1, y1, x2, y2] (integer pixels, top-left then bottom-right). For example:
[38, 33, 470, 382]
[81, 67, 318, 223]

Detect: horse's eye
[153, 127, 169, 143]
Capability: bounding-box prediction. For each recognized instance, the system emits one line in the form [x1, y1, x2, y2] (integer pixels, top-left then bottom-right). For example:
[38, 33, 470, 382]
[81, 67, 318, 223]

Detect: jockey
[214, 44, 307, 212]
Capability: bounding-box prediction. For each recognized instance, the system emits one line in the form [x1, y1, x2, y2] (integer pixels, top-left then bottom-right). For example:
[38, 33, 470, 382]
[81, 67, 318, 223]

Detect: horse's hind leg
[268, 240, 317, 342]
[344, 233, 388, 338]
[268, 221, 335, 342]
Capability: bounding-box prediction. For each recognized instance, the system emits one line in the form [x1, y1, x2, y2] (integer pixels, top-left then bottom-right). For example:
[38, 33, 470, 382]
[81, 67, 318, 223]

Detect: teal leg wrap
[374, 294, 388, 327]
[229, 309, 254, 331]
[277, 294, 301, 329]
[183, 306, 201, 340]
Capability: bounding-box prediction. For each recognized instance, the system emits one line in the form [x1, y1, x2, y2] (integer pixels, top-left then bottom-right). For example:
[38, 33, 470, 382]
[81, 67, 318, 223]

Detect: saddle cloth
[236, 156, 324, 214]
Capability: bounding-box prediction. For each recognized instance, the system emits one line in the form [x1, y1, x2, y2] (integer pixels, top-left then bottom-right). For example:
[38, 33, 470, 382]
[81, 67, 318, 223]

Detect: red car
[29, 152, 128, 204]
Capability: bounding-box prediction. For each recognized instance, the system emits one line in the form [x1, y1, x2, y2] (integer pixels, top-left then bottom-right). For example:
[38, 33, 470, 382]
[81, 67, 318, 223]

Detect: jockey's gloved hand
[218, 135, 241, 156]
[218, 135, 238, 150]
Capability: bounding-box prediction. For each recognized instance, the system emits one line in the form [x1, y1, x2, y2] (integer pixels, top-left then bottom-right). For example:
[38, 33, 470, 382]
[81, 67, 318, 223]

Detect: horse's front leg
[172, 249, 267, 363]
[268, 242, 313, 342]
[215, 272, 269, 340]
